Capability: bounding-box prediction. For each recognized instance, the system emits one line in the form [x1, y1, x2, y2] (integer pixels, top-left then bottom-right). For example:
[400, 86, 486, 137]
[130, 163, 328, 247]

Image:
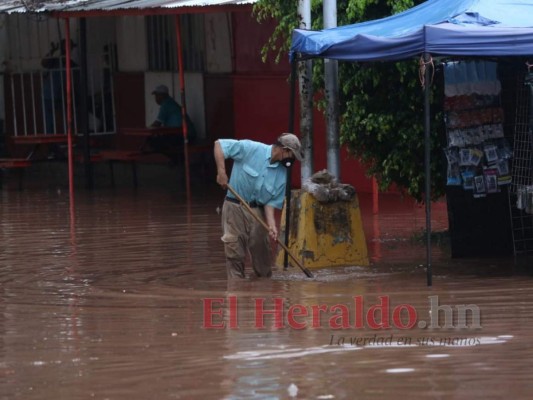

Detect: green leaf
[254, 0, 445, 201]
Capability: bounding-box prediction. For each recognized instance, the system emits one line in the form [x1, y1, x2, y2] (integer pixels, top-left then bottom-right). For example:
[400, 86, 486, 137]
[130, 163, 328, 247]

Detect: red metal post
[372, 177, 379, 214]
[64, 19, 75, 202]
[175, 15, 191, 201]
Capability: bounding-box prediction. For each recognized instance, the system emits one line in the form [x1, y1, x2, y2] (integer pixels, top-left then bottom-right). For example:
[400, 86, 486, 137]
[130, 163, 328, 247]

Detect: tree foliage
[253, 0, 446, 201]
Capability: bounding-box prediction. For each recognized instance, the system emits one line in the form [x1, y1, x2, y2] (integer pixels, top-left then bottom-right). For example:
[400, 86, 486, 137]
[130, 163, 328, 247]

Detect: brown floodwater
[1, 166, 532, 399]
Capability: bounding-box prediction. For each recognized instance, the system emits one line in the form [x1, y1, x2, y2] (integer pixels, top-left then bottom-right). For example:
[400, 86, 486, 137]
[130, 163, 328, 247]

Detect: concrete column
[324, 0, 340, 179]
[298, 0, 314, 181]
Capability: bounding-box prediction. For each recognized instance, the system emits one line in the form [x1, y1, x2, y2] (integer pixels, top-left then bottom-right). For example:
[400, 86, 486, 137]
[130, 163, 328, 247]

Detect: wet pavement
[1, 166, 532, 399]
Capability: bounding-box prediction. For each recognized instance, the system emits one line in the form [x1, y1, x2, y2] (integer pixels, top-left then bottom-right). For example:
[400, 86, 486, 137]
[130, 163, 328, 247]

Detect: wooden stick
[226, 184, 313, 278]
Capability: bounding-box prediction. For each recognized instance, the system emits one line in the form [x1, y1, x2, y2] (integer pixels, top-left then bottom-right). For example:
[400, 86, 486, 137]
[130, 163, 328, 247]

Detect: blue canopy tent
[289, 0, 533, 285]
[291, 0, 533, 61]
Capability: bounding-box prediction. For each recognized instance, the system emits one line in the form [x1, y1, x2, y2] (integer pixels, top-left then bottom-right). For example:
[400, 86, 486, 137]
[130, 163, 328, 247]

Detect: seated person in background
[144, 84, 197, 164]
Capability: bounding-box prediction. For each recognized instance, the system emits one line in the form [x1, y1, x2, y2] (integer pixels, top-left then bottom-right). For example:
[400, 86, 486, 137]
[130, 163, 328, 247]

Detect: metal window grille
[146, 14, 205, 72]
[5, 14, 117, 137]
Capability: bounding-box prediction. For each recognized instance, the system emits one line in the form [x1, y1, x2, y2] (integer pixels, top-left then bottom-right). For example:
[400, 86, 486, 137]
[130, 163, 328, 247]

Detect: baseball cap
[278, 133, 303, 161]
[152, 84, 169, 95]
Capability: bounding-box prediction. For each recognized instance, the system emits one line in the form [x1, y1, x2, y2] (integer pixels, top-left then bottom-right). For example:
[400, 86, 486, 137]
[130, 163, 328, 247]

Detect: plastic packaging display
[443, 61, 512, 198]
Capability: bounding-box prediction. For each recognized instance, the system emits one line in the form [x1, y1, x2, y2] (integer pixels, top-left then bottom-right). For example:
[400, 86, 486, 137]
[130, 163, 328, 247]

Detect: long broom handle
[226, 184, 313, 278]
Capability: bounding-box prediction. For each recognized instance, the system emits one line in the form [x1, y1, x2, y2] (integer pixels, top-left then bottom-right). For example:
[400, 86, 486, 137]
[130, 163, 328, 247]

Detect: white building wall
[0, 12, 225, 138]
[205, 13, 232, 74]
[116, 16, 148, 72]
[2, 14, 114, 94]
[86, 17, 116, 91]
[5, 15, 80, 72]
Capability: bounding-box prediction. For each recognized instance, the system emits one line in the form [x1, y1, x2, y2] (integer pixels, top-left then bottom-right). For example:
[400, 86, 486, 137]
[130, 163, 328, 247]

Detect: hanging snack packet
[496, 159, 512, 185]
[470, 148, 484, 166]
[444, 147, 460, 164]
[447, 163, 462, 186]
[484, 144, 499, 164]
[460, 148, 471, 166]
[473, 175, 487, 198]
[483, 168, 499, 193]
[461, 169, 475, 190]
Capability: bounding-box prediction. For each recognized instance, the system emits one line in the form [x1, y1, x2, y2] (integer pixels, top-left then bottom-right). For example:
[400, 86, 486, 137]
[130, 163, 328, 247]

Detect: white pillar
[298, 0, 314, 181]
[324, 0, 340, 179]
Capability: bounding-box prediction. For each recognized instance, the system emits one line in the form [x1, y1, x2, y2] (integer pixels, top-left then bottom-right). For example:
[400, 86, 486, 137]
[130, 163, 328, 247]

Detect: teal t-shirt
[219, 139, 287, 209]
[156, 97, 196, 142]
[156, 97, 183, 127]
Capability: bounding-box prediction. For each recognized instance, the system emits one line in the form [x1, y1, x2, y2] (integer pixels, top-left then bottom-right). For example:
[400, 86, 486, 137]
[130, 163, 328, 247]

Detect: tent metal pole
[65, 18, 75, 202]
[284, 58, 298, 270]
[423, 52, 432, 287]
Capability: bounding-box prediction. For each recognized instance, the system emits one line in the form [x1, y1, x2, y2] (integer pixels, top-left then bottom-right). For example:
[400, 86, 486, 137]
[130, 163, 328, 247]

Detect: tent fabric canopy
[291, 0, 533, 62]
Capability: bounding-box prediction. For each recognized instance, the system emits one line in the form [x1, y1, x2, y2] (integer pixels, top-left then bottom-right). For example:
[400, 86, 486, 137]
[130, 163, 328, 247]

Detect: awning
[0, 0, 257, 15]
[291, 0, 533, 62]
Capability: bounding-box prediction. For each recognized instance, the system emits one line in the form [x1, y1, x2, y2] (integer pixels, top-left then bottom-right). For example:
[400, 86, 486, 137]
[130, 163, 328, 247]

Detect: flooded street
[1, 168, 532, 399]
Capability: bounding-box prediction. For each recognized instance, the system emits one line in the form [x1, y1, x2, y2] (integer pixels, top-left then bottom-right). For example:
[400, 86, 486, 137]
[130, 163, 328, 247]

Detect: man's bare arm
[264, 205, 278, 240]
[214, 141, 228, 189]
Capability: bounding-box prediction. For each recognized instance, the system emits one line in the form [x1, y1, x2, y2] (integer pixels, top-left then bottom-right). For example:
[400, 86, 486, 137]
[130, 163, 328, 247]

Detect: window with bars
[4, 14, 117, 136]
[146, 14, 205, 72]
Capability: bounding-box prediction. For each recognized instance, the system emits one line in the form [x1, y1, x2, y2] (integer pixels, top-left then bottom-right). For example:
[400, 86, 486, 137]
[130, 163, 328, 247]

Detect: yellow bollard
[276, 190, 369, 269]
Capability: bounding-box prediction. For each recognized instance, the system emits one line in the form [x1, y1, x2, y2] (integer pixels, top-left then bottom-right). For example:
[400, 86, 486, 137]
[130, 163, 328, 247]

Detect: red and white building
[0, 0, 372, 191]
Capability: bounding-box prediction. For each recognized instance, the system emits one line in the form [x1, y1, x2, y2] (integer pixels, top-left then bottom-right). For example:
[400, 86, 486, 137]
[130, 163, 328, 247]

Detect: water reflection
[0, 182, 532, 399]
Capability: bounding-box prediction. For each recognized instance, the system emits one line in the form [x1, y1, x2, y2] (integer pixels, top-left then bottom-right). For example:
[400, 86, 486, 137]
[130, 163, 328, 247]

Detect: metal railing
[8, 65, 116, 137]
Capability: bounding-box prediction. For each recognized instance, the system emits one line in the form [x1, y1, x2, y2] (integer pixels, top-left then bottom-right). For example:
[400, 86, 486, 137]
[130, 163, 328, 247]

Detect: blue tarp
[291, 0, 533, 61]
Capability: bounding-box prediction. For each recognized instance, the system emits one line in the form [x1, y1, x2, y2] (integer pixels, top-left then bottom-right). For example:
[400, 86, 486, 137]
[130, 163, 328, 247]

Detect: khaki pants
[221, 200, 272, 279]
